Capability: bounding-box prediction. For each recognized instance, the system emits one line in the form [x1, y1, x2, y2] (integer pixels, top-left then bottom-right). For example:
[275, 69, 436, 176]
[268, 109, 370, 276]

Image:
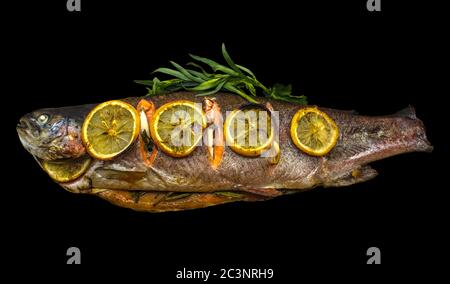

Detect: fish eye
[37, 114, 49, 124]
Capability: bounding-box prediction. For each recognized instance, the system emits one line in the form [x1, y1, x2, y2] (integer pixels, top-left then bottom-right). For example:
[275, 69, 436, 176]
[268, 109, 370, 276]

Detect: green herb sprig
[135, 44, 307, 105]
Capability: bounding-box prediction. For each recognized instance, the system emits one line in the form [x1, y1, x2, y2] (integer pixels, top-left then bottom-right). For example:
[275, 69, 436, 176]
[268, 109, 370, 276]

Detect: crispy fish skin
[17, 92, 433, 212]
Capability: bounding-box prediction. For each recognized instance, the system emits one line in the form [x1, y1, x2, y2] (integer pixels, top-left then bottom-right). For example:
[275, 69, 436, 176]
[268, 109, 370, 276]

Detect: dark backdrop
[3, 0, 446, 275]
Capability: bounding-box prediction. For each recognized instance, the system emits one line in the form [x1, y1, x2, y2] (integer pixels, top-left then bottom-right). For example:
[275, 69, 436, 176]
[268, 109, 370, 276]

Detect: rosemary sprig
[135, 44, 307, 105]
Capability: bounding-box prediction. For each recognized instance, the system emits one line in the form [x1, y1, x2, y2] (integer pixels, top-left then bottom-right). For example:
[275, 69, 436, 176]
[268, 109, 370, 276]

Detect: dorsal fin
[394, 105, 416, 119]
[343, 109, 359, 115]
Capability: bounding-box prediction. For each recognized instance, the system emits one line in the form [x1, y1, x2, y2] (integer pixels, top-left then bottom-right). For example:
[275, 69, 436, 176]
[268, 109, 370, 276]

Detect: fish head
[17, 104, 93, 161]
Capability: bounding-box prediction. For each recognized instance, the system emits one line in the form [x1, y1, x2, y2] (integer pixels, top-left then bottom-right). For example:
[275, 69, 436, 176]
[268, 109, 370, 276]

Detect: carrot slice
[137, 99, 158, 167]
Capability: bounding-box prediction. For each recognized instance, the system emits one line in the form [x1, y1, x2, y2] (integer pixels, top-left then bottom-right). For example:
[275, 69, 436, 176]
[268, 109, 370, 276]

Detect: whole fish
[17, 92, 432, 212]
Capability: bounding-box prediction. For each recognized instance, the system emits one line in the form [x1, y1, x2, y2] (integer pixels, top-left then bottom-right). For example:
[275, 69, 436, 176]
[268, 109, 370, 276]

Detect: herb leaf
[135, 44, 307, 104]
[270, 83, 308, 104]
[221, 43, 243, 75]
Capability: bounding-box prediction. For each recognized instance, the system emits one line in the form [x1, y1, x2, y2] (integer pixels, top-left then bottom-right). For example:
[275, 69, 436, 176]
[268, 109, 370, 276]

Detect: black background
[3, 0, 447, 276]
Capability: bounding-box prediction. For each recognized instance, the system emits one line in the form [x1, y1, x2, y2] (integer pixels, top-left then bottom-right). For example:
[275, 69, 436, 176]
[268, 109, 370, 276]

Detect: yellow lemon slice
[42, 156, 91, 183]
[224, 105, 274, 157]
[81, 100, 140, 160]
[150, 100, 206, 157]
[290, 107, 339, 156]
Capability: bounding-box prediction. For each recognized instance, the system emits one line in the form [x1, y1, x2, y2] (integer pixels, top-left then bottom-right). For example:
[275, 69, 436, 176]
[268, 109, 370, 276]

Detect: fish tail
[393, 105, 433, 153]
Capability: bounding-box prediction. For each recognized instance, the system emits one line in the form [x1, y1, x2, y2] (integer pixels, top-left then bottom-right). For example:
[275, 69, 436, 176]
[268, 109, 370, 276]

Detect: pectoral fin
[241, 187, 283, 197]
[95, 190, 271, 213]
[323, 165, 378, 187]
[95, 168, 146, 180]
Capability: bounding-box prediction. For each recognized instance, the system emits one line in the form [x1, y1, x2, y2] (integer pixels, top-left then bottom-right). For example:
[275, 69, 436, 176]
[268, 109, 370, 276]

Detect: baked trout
[17, 92, 432, 212]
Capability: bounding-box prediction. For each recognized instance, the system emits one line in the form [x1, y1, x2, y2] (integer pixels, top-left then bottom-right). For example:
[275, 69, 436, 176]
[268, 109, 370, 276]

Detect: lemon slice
[42, 156, 91, 183]
[224, 105, 274, 157]
[81, 100, 140, 160]
[290, 107, 339, 156]
[150, 100, 206, 157]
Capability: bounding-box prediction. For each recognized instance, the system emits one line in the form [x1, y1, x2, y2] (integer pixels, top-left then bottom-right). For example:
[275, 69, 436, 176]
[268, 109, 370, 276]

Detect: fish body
[17, 92, 432, 212]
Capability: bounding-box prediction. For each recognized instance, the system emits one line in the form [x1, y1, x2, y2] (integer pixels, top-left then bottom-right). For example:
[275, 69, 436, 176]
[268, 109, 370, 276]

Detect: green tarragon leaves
[135, 44, 307, 105]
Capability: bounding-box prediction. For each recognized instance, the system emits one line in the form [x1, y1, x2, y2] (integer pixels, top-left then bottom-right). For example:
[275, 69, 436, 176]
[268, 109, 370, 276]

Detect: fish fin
[94, 168, 146, 182]
[323, 165, 378, 188]
[90, 188, 109, 194]
[95, 190, 270, 213]
[241, 187, 283, 197]
[394, 105, 416, 119]
[343, 109, 358, 115]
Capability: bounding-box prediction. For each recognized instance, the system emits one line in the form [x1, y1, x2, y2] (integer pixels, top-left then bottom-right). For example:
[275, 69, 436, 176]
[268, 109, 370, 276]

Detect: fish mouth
[17, 126, 34, 153]
[17, 117, 43, 158]
[17, 117, 39, 139]
[16, 119, 28, 131]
